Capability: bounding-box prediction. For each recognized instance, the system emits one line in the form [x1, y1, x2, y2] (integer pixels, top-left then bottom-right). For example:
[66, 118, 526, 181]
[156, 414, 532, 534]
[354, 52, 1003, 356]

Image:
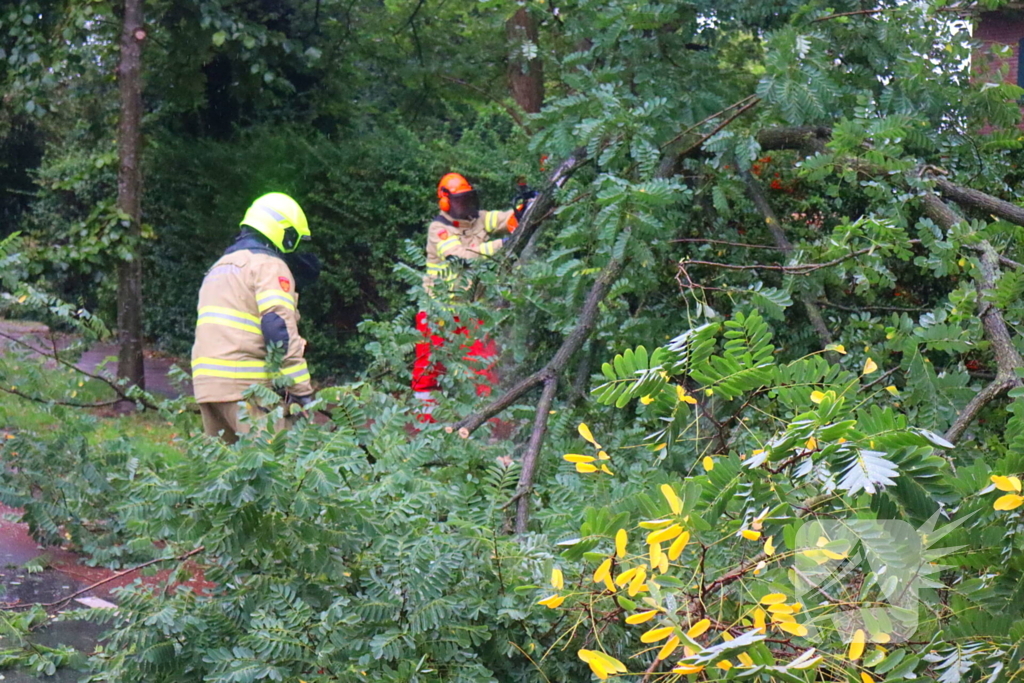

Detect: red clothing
[412, 311, 498, 395]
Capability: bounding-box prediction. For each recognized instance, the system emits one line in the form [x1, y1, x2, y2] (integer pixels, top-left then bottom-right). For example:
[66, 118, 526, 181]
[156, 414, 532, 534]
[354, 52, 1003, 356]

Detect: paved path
[0, 319, 189, 399]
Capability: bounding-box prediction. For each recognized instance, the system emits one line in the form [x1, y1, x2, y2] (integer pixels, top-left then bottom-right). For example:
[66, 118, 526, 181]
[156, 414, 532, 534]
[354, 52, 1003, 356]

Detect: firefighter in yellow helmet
[191, 192, 318, 443]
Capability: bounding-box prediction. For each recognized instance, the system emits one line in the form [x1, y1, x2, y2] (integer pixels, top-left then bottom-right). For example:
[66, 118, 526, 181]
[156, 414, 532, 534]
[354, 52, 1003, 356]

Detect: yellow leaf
[702, 455, 715, 471]
[788, 603, 803, 613]
[641, 626, 675, 643]
[770, 611, 797, 624]
[578, 422, 600, 447]
[716, 661, 734, 671]
[861, 673, 875, 683]
[598, 450, 611, 460]
[537, 594, 565, 608]
[603, 575, 616, 593]
[647, 524, 683, 545]
[759, 593, 787, 605]
[686, 619, 711, 638]
[616, 528, 628, 558]
[805, 437, 817, 451]
[551, 567, 564, 590]
[848, 629, 866, 661]
[991, 475, 1023, 493]
[17, 295, 27, 303]
[737, 652, 754, 667]
[753, 560, 766, 575]
[600, 464, 614, 476]
[625, 610, 659, 625]
[660, 484, 683, 515]
[564, 454, 595, 463]
[764, 536, 776, 556]
[675, 385, 698, 404]
[768, 603, 796, 615]
[668, 530, 690, 561]
[721, 632, 734, 642]
[639, 518, 673, 530]
[640, 395, 655, 405]
[872, 632, 891, 644]
[885, 385, 899, 396]
[576, 462, 598, 473]
[672, 663, 704, 675]
[593, 558, 612, 583]
[862, 357, 878, 375]
[827, 343, 847, 354]
[753, 608, 766, 633]
[628, 566, 648, 597]
[958, 257, 966, 267]
[615, 566, 641, 587]
[741, 529, 761, 541]
[994, 494, 1024, 511]
[657, 553, 668, 574]
[649, 542, 664, 570]
[810, 390, 825, 404]
[653, 442, 667, 450]
[777, 621, 808, 637]
[657, 636, 680, 660]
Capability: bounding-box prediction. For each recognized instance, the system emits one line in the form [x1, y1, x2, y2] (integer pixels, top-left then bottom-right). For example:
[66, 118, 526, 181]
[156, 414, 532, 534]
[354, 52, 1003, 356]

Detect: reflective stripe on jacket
[191, 235, 313, 403]
[423, 209, 515, 294]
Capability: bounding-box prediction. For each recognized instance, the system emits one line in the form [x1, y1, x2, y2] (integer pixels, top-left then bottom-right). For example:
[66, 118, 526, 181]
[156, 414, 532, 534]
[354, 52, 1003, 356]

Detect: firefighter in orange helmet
[413, 173, 522, 422]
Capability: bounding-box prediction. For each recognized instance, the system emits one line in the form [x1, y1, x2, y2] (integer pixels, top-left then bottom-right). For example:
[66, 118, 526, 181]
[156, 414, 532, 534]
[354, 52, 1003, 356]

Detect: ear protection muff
[438, 188, 451, 213]
[282, 226, 299, 252]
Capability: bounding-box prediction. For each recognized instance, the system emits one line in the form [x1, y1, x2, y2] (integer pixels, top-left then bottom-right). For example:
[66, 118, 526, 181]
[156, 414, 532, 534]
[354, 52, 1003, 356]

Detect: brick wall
[975, 11, 1024, 85]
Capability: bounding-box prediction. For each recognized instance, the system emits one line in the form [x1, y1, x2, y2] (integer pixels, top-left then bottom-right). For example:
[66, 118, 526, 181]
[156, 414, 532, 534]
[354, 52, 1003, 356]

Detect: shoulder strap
[433, 214, 454, 227]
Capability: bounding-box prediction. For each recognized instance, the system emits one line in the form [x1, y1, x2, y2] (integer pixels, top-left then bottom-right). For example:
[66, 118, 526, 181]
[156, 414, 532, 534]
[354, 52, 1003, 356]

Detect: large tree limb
[932, 177, 1024, 227]
[919, 194, 1024, 444]
[504, 147, 588, 262]
[514, 376, 558, 534]
[452, 254, 626, 436]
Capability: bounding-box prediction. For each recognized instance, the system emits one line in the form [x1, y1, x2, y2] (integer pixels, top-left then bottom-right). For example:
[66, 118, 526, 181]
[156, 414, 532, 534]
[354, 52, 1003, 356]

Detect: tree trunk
[506, 7, 543, 113]
[116, 0, 146, 390]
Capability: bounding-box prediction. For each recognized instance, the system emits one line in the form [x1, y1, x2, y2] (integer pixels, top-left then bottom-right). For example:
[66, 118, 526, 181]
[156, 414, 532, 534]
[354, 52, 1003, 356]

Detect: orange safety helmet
[437, 173, 479, 219]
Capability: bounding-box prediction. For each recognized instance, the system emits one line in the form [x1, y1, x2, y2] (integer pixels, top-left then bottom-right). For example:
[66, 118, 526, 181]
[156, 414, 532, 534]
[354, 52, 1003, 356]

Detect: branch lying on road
[0, 329, 162, 411]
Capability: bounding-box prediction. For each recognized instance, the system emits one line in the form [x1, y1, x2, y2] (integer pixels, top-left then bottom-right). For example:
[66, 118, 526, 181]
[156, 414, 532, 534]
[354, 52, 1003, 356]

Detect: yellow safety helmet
[240, 192, 310, 253]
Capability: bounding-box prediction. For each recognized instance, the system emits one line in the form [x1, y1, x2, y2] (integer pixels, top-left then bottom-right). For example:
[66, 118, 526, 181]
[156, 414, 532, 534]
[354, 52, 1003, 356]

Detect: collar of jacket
[438, 211, 485, 230]
[223, 232, 284, 260]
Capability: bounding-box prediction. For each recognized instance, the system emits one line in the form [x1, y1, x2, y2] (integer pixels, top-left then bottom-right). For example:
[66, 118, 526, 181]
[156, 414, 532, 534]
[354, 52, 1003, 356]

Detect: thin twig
[680, 240, 921, 276]
[671, 238, 783, 250]
[440, 75, 526, 130]
[675, 99, 761, 160]
[7, 546, 206, 611]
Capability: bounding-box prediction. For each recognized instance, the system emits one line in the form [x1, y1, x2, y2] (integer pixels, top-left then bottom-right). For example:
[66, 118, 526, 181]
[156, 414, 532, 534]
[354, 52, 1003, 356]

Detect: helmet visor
[448, 190, 480, 220]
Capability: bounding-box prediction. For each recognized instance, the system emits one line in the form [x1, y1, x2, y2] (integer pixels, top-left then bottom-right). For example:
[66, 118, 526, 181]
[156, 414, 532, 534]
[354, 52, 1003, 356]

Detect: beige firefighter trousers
[199, 401, 296, 444]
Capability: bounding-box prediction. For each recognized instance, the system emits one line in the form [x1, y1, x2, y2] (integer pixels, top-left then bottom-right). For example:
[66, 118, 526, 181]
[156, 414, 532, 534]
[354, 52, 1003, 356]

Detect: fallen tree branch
[0, 384, 121, 408]
[513, 376, 558, 534]
[675, 98, 761, 162]
[919, 194, 1024, 444]
[934, 176, 1024, 228]
[6, 546, 207, 611]
[670, 238, 783, 250]
[817, 299, 927, 314]
[0, 329, 161, 410]
[453, 253, 627, 436]
[505, 147, 589, 263]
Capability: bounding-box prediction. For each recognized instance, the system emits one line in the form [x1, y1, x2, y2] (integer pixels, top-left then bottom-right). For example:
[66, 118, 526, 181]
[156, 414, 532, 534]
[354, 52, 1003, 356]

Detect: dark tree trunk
[116, 0, 146, 390]
[506, 8, 543, 113]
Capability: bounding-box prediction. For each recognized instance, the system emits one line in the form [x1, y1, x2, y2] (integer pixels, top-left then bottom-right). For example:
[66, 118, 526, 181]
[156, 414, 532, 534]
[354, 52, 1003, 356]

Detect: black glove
[290, 393, 315, 408]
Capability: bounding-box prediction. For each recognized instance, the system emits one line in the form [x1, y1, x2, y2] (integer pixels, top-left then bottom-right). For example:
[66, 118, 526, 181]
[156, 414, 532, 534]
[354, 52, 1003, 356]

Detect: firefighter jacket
[423, 209, 515, 294]
[191, 233, 313, 403]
